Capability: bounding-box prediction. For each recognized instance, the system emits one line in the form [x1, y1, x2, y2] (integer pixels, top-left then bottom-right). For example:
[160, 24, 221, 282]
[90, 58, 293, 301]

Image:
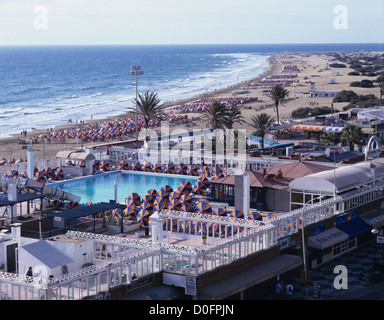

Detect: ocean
[0, 43, 382, 138]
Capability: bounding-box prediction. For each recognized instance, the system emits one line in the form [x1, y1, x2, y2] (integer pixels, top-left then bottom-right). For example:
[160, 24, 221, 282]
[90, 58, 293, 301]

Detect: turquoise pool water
[52, 171, 199, 204]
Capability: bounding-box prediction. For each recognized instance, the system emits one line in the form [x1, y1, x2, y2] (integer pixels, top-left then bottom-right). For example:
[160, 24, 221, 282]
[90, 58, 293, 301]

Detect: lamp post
[129, 66, 144, 142]
[31, 127, 46, 160]
[301, 195, 324, 298]
[371, 228, 379, 270]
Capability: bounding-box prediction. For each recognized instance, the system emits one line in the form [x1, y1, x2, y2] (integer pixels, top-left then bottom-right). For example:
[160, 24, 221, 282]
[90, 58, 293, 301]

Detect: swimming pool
[52, 171, 199, 204]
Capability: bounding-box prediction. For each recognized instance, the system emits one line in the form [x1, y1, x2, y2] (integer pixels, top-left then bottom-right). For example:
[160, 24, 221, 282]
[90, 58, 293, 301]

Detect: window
[332, 238, 356, 257]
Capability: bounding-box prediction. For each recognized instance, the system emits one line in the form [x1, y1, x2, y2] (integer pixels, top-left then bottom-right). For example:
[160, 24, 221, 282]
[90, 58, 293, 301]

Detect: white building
[309, 82, 339, 98]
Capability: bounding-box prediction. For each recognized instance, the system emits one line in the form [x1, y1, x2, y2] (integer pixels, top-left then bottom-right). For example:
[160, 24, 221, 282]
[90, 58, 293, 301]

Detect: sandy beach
[0, 50, 383, 161]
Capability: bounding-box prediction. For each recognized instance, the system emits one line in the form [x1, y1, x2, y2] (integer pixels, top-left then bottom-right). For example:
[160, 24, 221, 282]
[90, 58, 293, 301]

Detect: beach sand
[0, 51, 383, 161]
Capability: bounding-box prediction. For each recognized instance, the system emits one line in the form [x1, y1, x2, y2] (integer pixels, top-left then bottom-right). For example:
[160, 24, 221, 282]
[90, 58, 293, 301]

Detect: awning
[361, 128, 375, 134]
[290, 125, 324, 132]
[362, 210, 384, 229]
[122, 285, 180, 300]
[322, 126, 345, 133]
[307, 228, 349, 250]
[336, 217, 372, 238]
[198, 254, 302, 300]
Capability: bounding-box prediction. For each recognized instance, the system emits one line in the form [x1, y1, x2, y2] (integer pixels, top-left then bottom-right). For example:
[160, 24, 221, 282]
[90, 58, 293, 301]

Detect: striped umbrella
[137, 209, 152, 227]
[54, 168, 65, 181]
[212, 207, 226, 217]
[112, 207, 123, 217]
[142, 194, 155, 205]
[228, 210, 244, 219]
[180, 202, 195, 213]
[179, 193, 192, 204]
[168, 189, 181, 201]
[67, 201, 80, 209]
[153, 163, 163, 173]
[248, 212, 263, 221]
[211, 172, 225, 180]
[194, 201, 212, 214]
[125, 198, 137, 210]
[66, 160, 74, 167]
[78, 160, 86, 168]
[10, 170, 19, 179]
[159, 185, 173, 197]
[168, 198, 182, 211]
[118, 160, 129, 170]
[211, 167, 223, 176]
[192, 181, 208, 195]
[50, 200, 63, 209]
[197, 175, 210, 185]
[198, 166, 210, 176]
[93, 160, 100, 170]
[143, 162, 153, 172]
[145, 189, 158, 200]
[34, 171, 46, 183]
[127, 193, 141, 206]
[178, 219, 190, 233]
[85, 201, 93, 206]
[101, 160, 110, 171]
[154, 197, 168, 211]
[139, 201, 153, 212]
[178, 180, 193, 195]
[123, 206, 136, 217]
[186, 164, 198, 176]
[131, 161, 142, 171]
[163, 163, 175, 174]
[175, 164, 187, 175]
[42, 167, 54, 180]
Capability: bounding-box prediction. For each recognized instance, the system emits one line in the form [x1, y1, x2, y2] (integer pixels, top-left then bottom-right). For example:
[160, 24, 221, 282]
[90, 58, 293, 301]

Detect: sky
[0, 0, 383, 45]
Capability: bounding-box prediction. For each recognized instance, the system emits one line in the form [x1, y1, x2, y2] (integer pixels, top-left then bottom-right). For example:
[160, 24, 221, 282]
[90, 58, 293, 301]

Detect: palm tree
[340, 124, 364, 151]
[249, 113, 276, 149]
[268, 85, 289, 124]
[223, 105, 244, 129]
[132, 91, 165, 129]
[202, 101, 229, 130]
[319, 132, 340, 146]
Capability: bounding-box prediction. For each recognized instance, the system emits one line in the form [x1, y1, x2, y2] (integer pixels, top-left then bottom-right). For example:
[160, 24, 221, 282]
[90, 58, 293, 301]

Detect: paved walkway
[265, 242, 384, 300]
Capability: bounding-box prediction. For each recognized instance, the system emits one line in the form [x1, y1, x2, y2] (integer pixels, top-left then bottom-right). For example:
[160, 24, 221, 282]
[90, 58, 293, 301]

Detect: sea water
[0, 43, 382, 138]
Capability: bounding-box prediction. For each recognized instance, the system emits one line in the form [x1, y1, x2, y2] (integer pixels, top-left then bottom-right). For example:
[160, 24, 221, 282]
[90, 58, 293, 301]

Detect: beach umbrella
[85, 201, 93, 206]
[54, 168, 65, 181]
[141, 194, 155, 205]
[186, 164, 198, 176]
[10, 170, 19, 179]
[93, 160, 100, 170]
[153, 163, 163, 173]
[125, 198, 137, 210]
[137, 209, 152, 227]
[15, 158, 23, 163]
[178, 219, 190, 233]
[178, 180, 193, 195]
[118, 160, 129, 170]
[131, 161, 142, 171]
[66, 160, 74, 167]
[143, 162, 153, 172]
[175, 164, 187, 175]
[211, 172, 225, 180]
[34, 171, 46, 183]
[67, 201, 80, 209]
[50, 200, 63, 209]
[168, 198, 182, 211]
[197, 175, 210, 185]
[21, 171, 28, 179]
[228, 210, 244, 219]
[163, 163, 175, 174]
[180, 202, 195, 213]
[145, 189, 158, 200]
[198, 166, 210, 176]
[179, 193, 192, 204]
[127, 193, 141, 206]
[212, 207, 226, 217]
[248, 212, 263, 221]
[139, 201, 153, 212]
[211, 167, 223, 176]
[100, 160, 110, 171]
[112, 207, 123, 217]
[154, 197, 168, 211]
[194, 201, 212, 214]
[123, 206, 136, 217]
[78, 160, 86, 168]
[159, 185, 173, 196]
[42, 167, 54, 180]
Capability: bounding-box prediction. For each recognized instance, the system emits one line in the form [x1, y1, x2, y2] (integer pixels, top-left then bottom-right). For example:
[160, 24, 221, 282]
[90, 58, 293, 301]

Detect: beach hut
[54, 168, 65, 181]
[195, 202, 212, 214]
[228, 210, 244, 219]
[163, 163, 175, 174]
[212, 207, 226, 217]
[67, 201, 80, 209]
